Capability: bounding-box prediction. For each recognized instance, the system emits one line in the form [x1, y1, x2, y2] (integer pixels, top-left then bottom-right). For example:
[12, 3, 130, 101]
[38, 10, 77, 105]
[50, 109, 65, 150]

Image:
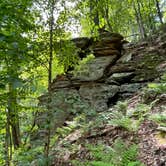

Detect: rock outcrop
[49, 32, 166, 109]
[34, 31, 166, 142]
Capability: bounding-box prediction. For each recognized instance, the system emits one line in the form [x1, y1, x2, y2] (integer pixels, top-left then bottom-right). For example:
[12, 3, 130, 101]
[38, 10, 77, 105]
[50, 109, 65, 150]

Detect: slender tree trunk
[90, 0, 100, 32]
[140, 0, 155, 33]
[44, 113, 51, 158]
[48, 0, 55, 89]
[45, 0, 55, 161]
[44, 91, 52, 165]
[48, 12, 53, 88]
[133, 1, 147, 39]
[94, 11, 100, 27]
[8, 83, 21, 149]
[136, 0, 147, 38]
[5, 109, 12, 166]
[148, 0, 156, 32]
[9, 126, 12, 162]
[5, 127, 10, 166]
[155, 0, 163, 24]
[103, 1, 113, 32]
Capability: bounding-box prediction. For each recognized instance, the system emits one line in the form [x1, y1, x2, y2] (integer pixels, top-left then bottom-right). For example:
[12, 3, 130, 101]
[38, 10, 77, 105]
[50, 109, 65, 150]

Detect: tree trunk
[48, 0, 55, 89]
[48, 10, 53, 89]
[148, 0, 156, 32]
[8, 83, 21, 149]
[140, 0, 156, 33]
[45, 0, 55, 160]
[155, 0, 163, 24]
[133, 1, 147, 39]
[5, 108, 12, 166]
[104, 1, 113, 32]
[90, 0, 100, 30]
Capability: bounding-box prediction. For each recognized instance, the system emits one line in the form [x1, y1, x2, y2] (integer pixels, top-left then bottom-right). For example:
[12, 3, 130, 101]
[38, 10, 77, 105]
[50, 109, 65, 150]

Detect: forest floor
[49, 30, 166, 166]
[51, 91, 166, 166]
[128, 94, 166, 166]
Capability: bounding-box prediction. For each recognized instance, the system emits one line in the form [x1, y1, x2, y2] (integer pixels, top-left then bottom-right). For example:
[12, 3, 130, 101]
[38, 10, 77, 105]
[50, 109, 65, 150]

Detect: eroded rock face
[50, 32, 166, 111]
[79, 83, 120, 112]
[72, 55, 118, 81]
[35, 32, 166, 141]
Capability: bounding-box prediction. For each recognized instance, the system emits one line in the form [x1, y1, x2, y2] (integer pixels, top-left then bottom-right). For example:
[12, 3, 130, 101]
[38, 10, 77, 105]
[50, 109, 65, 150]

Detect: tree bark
[48, 0, 55, 89]
[45, 0, 55, 161]
[105, 5, 113, 32]
[155, 0, 163, 24]
[8, 83, 21, 149]
[90, 0, 100, 29]
[102, 0, 113, 32]
[148, 0, 156, 32]
[133, 1, 147, 39]
[5, 109, 12, 166]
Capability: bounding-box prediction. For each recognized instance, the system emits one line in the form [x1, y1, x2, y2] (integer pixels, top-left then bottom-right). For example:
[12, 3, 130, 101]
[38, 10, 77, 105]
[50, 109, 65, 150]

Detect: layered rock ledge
[48, 32, 166, 110]
[34, 32, 166, 141]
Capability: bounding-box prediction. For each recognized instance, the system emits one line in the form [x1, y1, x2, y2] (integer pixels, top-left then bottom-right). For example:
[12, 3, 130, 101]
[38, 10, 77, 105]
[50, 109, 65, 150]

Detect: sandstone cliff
[33, 31, 166, 146]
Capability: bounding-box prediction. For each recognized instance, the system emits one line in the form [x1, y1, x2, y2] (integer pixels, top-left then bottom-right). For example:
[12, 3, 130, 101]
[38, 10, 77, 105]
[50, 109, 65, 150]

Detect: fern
[114, 101, 128, 114]
[127, 161, 144, 166]
[91, 161, 114, 166]
[110, 139, 143, 166]
[78, 139, 144, 166]
[108, 111, 138, 131]
[120, 144, 138, 165]
[149, 112, 166, 126]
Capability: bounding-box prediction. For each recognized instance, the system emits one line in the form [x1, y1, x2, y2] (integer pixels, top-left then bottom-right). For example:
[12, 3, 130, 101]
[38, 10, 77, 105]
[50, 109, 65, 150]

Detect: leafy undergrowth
[13, 74, 166, 166]
[72, 139, 143, 166]
[49, 74, 166, 166]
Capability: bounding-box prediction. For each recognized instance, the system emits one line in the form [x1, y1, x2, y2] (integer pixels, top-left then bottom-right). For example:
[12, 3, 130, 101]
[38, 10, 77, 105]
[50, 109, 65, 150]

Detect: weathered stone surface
[94, 39, 122, 49]
[106, 72, 135, 84]
[94, 49, 120, 56]
[92, 35, 124, 56]
[71, 37, 91, 49]
[36, 90, 78, 129]
[120, 83, 145, 93]
[35, 31, 166, 144]
[108, 63, 136, 75]
[72, 55, 117, 81]
[131, 70, 160, 82]
[45, 32, 166, 114]
[117, 53, 132, 62]
[99, 33, 124, 41]
[51, 75, 71, 89]
[47, 31, 166, 113]
[79, 84, 119, 112]
[33, 89, 93, 142]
